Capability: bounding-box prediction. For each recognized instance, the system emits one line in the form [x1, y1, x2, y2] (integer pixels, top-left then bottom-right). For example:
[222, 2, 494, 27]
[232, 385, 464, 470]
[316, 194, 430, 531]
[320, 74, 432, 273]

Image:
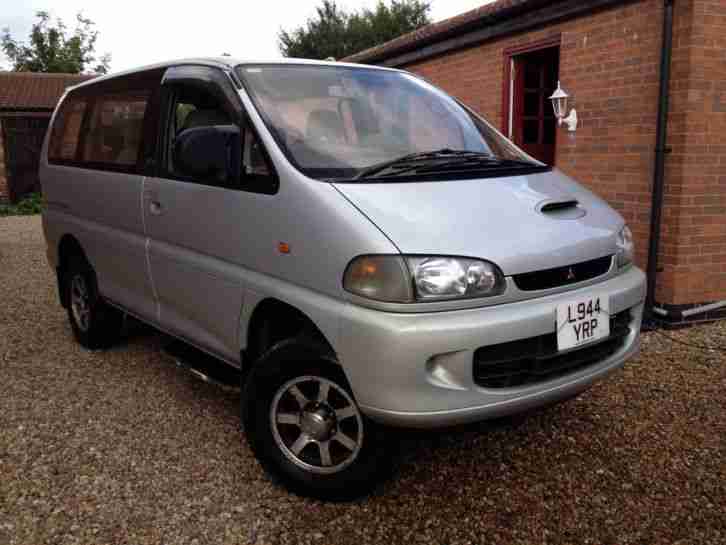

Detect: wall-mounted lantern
[549, 81, 578, 132]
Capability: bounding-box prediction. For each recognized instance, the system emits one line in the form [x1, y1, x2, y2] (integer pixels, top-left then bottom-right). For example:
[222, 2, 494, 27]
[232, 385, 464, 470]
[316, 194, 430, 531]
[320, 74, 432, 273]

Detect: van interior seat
[306, 109, 345, 143]
[182, 109, 231, 131]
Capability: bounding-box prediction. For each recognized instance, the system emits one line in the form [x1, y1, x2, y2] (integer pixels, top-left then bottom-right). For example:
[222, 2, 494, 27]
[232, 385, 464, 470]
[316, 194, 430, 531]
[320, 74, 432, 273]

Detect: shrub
[0, 193, 43, 216]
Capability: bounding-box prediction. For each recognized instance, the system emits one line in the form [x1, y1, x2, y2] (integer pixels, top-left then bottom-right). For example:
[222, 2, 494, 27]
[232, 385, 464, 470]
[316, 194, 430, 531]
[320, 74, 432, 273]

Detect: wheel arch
[242, 296, 337, 374]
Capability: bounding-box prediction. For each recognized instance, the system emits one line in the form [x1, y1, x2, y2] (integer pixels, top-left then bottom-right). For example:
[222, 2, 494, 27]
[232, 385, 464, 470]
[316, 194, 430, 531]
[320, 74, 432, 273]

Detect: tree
[279, 0, 430, 60]
[1, 11, 111, 74]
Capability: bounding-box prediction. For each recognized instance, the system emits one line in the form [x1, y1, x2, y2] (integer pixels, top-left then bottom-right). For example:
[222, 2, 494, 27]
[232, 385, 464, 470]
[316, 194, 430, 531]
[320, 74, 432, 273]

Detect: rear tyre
[242, 338, 389, 500]
[64, 256, 123, 349]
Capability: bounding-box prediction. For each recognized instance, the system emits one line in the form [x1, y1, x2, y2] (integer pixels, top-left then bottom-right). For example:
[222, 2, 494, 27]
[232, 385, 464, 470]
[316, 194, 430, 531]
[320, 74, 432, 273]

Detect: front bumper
[337, 266, 646, 428]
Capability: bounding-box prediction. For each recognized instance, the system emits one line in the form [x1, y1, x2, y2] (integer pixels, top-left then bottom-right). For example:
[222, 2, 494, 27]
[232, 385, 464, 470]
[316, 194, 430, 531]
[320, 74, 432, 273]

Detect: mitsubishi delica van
[41, 58, 645, 499]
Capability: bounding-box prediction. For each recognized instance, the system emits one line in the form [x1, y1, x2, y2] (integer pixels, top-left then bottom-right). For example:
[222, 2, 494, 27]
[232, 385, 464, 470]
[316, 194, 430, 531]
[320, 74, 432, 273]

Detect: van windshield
[236, 64, 545, 181]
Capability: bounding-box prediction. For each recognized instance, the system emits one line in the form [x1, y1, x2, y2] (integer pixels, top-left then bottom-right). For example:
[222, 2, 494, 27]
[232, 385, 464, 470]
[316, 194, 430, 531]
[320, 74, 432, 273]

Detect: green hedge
[0, 193, 43, 217]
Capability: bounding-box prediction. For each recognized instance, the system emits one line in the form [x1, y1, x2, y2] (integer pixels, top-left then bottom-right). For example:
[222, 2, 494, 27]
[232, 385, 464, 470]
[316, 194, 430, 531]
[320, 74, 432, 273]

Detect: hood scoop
[537, 198, 586, 219]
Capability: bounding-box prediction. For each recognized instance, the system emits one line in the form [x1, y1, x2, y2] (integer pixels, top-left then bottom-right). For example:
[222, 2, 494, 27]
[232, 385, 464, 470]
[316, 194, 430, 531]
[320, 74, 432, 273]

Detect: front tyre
[242, 340, 388, 500]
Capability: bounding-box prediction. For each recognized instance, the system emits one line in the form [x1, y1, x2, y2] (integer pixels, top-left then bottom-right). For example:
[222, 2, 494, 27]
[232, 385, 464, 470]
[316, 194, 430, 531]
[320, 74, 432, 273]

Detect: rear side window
[82, 92, 149, 167]
[48, 97, 87, 162]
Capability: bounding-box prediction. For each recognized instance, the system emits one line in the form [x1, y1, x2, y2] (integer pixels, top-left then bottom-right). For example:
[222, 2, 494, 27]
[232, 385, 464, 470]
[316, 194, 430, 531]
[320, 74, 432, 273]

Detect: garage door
[1, 115, 51, 203]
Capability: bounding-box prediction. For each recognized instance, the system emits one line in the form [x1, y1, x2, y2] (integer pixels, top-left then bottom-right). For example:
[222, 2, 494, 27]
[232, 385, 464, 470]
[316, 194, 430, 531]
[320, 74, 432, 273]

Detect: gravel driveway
[1, 215, 725, 545]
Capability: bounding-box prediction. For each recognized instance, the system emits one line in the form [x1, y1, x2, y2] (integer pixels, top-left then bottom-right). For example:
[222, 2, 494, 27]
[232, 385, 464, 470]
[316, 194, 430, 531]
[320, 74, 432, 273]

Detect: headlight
[343, 255, 505, 303]
[407, 257, 505, 300]
[616, 225, 634, 268]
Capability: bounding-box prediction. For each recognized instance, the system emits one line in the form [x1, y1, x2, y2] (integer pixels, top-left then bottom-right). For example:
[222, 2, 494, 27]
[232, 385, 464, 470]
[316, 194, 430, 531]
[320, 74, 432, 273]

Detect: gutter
[348, 0, 636, 68]
[653, 300, 726, 320]
[646, 0, 726, 323]
[645, 0, 675, 316]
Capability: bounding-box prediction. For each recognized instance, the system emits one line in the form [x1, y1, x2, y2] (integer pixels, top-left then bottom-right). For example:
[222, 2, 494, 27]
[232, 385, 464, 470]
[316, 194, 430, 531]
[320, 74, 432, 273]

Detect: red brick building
[0, 72, 92, 203]
[345, 0, 726, 323]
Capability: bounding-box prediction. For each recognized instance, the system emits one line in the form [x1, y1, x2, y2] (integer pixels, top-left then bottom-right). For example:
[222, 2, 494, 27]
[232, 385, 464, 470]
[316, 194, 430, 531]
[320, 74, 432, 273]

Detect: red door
[512, 48, 559, 165]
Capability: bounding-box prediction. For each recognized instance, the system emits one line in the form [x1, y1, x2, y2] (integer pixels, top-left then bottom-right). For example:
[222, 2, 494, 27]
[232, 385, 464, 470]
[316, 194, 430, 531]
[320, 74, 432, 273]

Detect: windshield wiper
[353, 149, 543, 179]
[354, 149, 496, 179]
[413, 156, 542, 174]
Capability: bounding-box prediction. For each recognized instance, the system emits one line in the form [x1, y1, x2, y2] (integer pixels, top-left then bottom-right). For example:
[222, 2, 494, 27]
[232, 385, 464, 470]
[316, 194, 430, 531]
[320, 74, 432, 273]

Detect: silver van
[41, 58, 645, 499]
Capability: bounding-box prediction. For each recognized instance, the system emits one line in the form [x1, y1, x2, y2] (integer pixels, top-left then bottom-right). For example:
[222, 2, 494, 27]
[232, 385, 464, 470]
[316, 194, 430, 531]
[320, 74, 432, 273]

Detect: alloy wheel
[70, 274, 91, 332]
[270, 375, 364, 474]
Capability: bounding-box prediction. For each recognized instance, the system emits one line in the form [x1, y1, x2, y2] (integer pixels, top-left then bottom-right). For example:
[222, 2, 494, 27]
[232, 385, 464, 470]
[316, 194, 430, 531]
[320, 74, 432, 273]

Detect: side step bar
[163, 340, 241, 391]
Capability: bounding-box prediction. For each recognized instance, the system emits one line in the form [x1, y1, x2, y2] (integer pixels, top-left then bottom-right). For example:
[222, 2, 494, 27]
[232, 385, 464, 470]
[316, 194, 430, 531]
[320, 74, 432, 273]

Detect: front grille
[473, 309, 631, 389]
[513, 256, 613, 291]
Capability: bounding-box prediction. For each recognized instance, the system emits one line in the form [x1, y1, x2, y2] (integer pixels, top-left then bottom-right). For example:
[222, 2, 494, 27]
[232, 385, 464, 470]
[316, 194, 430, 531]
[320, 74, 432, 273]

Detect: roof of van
[67, 57, 397, 91]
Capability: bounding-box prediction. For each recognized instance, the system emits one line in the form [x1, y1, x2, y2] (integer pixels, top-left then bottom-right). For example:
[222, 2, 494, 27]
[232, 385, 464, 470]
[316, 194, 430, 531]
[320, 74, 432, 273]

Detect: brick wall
[401, 0, 725, 306]
[657, 0, 726, 305]
[0, 119, 7, 203]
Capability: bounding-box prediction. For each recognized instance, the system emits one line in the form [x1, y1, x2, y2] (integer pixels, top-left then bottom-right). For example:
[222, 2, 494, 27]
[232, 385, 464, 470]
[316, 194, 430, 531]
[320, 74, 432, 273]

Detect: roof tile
[344, 0, 542, 64]
[0, 72, 95, 110]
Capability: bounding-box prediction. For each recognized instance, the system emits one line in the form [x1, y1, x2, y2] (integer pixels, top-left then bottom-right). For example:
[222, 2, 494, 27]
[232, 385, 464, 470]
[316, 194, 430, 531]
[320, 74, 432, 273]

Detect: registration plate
[556, 294, 610, 351]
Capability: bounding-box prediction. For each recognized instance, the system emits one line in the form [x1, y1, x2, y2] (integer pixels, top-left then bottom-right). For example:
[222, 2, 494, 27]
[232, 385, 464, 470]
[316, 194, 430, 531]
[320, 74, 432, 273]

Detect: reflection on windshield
[237, 64, 537, 180]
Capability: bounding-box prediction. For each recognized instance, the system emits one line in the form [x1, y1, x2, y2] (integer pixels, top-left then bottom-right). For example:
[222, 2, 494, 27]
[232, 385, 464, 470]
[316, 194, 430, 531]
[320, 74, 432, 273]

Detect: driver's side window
[243, 127, 270, 177]
[167, 87, 232, 181]
[166, 85, 274, 191]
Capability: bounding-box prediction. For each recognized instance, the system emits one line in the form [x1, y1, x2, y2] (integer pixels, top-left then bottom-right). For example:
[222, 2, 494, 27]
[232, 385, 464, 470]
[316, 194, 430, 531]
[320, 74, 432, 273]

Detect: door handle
[149, 200, 163, 215]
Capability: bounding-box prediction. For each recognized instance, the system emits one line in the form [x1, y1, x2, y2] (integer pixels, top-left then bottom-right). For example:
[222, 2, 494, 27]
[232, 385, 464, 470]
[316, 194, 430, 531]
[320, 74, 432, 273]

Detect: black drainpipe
[645, 0, 675, 316]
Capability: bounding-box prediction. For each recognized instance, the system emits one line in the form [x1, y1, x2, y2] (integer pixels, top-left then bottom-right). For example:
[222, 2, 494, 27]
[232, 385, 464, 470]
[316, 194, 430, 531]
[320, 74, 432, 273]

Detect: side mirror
[173, 125, 241, 182]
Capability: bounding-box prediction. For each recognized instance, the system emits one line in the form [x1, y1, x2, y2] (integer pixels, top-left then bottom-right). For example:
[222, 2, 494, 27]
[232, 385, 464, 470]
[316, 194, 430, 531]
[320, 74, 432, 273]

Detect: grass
[0, 193, 43, 217]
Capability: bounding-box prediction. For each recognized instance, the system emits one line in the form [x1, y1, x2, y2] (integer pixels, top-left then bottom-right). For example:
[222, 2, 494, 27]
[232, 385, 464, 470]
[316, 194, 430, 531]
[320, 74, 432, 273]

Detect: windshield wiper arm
[354, 149, 495, 179]
[413, 156, 542, 174]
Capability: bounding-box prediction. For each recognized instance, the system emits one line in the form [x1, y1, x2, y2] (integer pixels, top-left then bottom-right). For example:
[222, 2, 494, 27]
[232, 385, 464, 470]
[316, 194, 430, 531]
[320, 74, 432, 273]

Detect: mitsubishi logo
[566, 267, 576, 281]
